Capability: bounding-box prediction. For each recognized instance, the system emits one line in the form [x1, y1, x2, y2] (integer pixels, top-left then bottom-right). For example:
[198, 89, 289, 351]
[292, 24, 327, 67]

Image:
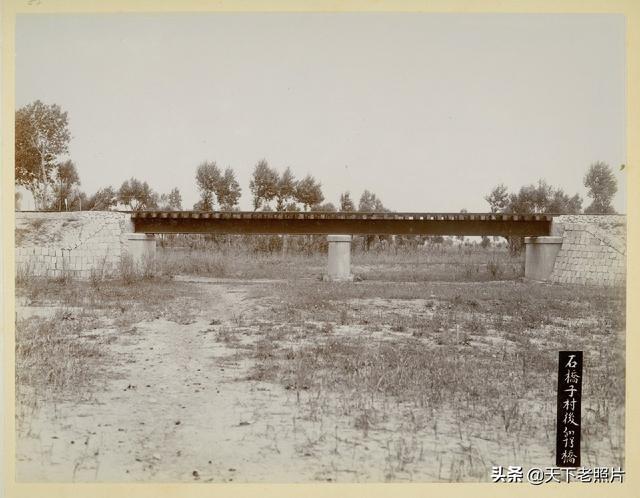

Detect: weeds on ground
[15, 310, 106, 400]
[242, 278, 625, 480]
[16, 271, 204, 326]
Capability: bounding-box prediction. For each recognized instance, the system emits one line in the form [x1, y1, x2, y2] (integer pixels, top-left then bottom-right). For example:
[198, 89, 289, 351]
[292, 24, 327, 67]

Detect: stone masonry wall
[15, 211, 135, 279]
[549, 215, 626, 287]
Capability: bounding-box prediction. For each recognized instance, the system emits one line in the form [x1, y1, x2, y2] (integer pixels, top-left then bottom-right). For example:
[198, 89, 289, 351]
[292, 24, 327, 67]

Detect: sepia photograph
[4, 4, 635, 492]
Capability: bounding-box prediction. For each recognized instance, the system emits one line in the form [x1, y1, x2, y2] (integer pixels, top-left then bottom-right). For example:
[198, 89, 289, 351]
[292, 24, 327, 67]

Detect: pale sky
[16, 13, 627, 212]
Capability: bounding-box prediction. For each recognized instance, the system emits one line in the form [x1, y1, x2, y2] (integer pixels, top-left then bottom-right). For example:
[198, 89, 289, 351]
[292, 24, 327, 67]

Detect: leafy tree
[67, 189, 87, 211]
[358, 190, 387, 250]
[498, 180, 581, 215]
[249, 159, 279, 210]
[506, 180, 553, 213]
[484, 184, 509, 213]
[195, 161, 222, 211]
[15, 100, 71, 209]
[193, 192, 214, 211]
[86, 186, 118, 211]
[51, 160, 80, 211]
[276, 167, 297, 211]
[584, 162, 617, 214]
[283, 201, 301, 212]
[485, 179, 582, 255]
[167, 187, 183, 210]
[118, 178, 158, 211]
[215, 168, 242, 210]
[358, 190, 386, 212]
[158, 187, 183, 211]
[547, 190, 582, 214]
[310, 202, 337, 212]
[339, 191, 355, 212]
[295, 174, 324, 211]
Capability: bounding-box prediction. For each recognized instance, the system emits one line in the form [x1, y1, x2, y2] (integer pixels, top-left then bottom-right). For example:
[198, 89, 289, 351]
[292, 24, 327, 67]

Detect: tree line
[15, 100, 391, 214]
[483, 166, 618, 253]
[16, 100, 619, 221]
[485, 163, 618, 216]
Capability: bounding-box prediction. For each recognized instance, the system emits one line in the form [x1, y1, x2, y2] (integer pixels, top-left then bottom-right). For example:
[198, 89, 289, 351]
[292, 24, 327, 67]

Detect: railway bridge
[130, 210, 558, 281]
[14, 210, 625, 286]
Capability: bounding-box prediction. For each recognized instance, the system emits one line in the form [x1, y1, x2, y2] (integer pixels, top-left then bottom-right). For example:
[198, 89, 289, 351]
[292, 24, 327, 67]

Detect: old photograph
[11, 11, 627, 484]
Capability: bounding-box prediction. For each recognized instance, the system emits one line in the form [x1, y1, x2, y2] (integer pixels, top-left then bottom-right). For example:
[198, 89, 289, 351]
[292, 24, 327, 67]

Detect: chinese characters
[556, 351, 583, 467]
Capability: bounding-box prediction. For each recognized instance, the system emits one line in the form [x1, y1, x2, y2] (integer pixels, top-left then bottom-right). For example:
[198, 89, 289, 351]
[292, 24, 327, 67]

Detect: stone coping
[126, 233, 155, 240]
[524, 236, 563, 244]
[327, 235, 353, 243]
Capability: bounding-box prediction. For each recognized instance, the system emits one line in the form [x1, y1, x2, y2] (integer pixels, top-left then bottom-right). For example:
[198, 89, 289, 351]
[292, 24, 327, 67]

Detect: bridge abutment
[524, 236, 563, 281]
[547, 214, 626, 286]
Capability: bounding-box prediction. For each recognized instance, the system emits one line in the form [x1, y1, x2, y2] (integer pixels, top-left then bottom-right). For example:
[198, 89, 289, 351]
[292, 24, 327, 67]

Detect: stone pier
[325, 234, 353, 281]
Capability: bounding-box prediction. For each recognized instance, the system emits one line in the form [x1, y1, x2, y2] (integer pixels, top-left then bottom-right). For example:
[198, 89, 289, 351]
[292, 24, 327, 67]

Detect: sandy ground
[16, 281, 320, 482]
[15, 280, 467, 482]
[15, 279, 621, 482]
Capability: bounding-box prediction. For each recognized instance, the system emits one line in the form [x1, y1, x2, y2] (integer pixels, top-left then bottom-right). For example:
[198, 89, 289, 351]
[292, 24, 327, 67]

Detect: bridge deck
[132, 211, 553, 236]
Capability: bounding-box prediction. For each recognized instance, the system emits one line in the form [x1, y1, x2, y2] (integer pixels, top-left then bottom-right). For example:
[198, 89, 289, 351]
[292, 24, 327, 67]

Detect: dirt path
[17, 282, 300, 481]
[18, 280, 432, 482]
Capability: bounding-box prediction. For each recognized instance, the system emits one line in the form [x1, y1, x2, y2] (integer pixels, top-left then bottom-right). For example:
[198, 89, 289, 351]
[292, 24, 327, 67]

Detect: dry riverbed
[15, 276, 625, 482]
